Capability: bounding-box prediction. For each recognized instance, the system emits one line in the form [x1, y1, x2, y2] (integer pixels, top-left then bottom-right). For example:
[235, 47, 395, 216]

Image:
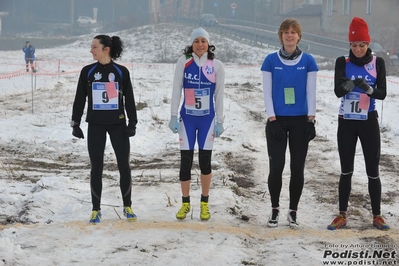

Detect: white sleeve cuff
[366, 86, 374, 95]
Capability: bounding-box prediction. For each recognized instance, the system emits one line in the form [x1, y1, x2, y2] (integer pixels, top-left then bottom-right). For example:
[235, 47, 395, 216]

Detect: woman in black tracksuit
[71, 35, 137, 223]
[327, 17, 389, 230]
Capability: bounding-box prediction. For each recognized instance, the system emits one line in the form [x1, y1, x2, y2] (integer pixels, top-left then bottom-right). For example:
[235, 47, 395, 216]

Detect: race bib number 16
[343, 92, 369, 120]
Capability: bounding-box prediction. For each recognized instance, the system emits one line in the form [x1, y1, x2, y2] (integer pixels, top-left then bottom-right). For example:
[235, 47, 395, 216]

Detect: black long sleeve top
[71, 61, 137, 127]
[334, 49, 387, 100]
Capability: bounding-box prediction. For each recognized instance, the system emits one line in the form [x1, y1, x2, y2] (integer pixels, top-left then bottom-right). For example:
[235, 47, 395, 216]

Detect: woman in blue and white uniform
[169, 28, 225, 221]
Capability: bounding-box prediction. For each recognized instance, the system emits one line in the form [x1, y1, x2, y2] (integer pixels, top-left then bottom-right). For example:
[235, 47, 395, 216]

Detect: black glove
[354, 78, 373, 94]
[340, 78, 355, 92]
[268, 120, 284, 141]
[72, 126, 84, 139]
[307, 121, 316, 141]
[126, 123, 136, 137]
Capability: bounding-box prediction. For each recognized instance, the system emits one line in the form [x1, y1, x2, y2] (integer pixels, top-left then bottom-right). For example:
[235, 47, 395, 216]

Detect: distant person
[327, 17, 389, 230]
[22, 41, 36, 72]
[261, 18, 318, 228]
[71, 35, 138, 224]
[169, 27, 225, 221]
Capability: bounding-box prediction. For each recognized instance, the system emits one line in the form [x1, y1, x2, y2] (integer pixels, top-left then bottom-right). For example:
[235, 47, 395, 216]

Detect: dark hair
[183, 44, 216, 59]
[94, 35, 124, 60]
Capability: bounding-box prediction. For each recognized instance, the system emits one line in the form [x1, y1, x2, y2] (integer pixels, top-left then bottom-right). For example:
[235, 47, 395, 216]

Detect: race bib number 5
[185, 87, 210, 116]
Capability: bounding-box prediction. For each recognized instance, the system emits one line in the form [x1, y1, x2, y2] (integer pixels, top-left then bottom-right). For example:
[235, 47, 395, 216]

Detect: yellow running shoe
[176, 202, 190, 220]
[123, 206, 137, 221]
[89, 210, 101, 224]
[200, 202, 211, 221]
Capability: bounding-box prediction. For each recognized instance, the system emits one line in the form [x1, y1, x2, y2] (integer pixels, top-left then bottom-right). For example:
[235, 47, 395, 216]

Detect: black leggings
[87, 122, 132, 211]
[266, 116, 309, 211]
[179, 149, 212, 181]
[337, 112, 382, 215]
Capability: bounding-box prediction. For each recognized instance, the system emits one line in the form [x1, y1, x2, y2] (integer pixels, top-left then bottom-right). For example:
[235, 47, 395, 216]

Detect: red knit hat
[348, 17, 371, 43]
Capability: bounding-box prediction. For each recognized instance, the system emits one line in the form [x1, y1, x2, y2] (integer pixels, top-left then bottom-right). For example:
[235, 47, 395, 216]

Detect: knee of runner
[199, 149, 212, 175]
[179, 150, 193, 181]
[179, 171, 191, 181]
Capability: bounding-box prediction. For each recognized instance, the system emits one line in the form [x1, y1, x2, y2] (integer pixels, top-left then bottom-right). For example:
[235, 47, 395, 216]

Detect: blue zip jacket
[22, 45, 35, 60]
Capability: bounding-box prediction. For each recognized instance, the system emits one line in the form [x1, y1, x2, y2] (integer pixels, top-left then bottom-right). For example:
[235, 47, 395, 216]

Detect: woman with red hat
[327, 17, 389, 230]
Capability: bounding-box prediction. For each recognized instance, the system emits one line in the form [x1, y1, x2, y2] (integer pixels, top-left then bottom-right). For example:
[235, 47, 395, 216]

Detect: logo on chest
[94, 72, 102, 81]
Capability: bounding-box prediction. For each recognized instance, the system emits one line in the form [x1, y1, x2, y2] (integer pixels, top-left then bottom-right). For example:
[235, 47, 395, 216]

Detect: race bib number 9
[343, 92, 369, 120]
[92, 82, 119, 110]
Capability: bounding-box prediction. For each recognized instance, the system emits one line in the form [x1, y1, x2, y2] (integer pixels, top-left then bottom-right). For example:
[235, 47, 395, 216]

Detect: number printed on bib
[185, 88, 210, 116]
[284, 87, 295, 104]
[343, 92, 369, 120]
[92, 82, 119, 110]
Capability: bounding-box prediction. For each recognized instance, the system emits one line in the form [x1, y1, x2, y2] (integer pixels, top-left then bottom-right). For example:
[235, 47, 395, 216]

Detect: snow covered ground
[0, 23, 398, 265]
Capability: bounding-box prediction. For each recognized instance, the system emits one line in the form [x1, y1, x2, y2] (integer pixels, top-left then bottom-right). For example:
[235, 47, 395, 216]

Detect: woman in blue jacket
[22, 41, 36, 72]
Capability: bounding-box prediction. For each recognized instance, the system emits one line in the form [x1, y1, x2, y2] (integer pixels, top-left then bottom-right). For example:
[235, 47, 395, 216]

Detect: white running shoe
[267, 209, 279, 228]
[287, 210, 299, 228]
